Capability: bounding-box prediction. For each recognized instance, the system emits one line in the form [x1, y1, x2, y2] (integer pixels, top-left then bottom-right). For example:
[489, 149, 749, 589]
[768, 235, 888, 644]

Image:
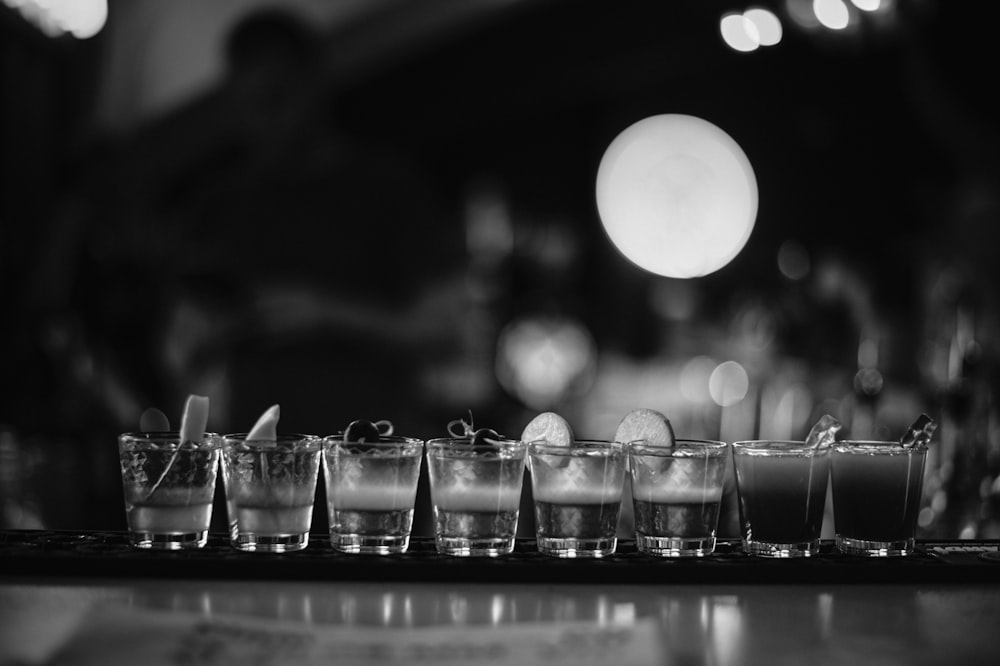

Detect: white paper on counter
[50, 604, 665, 666]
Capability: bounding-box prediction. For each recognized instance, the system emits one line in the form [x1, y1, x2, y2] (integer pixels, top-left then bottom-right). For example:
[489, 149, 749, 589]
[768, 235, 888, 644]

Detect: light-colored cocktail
[831, 442, 927, 556]
[119, 432, 220, 549]
[220, 433, 322, 552]
[323, 435, 423, 554]
[528, 440, 626, 558]
[427, 436, 527, 556]
[628, 439, 729, 557]
[732, 440, 830, 557]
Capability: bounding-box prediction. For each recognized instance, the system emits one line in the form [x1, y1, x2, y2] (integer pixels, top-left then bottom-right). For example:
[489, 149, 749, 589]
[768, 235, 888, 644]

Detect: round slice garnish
[615, 408, 675, 447]
[140, 407, 171, 433]
[521, 411, 574, 447]
[344, 419, 382, 443]
[246, 404, 280, 442]
[178, 395, 210, 445]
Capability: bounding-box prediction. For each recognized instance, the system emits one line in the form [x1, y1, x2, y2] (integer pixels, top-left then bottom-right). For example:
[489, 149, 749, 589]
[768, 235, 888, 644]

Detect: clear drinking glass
[831, 441, 928, 556]
[118, 432, 221, 549]
[732, 440, 831, 557]
[628, 439, 729, 557]
[528, 440, 627, 558]
[220, 433, 322, 553]
[322, 435, 424, 555]
[426, 436, 527, 557]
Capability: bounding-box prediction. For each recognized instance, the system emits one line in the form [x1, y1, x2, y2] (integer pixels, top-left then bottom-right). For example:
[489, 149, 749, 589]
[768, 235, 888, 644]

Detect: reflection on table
[2, 579, 998, 665]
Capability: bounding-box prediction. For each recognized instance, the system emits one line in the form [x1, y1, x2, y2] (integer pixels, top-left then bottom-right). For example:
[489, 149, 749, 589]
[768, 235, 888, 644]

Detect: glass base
[331, 533, 410, 555]
[436, 535, 515, 557]
[128, 529, 208, 550]
[537, 536, 617, 558]
[230, 532, 309, 553]
[837, 535, 916, 557]
[742, 537, 819, 558]
[637, 534, 715, 557]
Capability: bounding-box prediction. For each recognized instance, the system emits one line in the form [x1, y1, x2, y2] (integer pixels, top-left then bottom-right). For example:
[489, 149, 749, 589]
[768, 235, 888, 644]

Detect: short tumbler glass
[220, 433, 322, 553]
[732, 440, 831, 558]
[118, 432, 221, 550]
[528, 440, 627, 558]
[831, 441, 928, 557]
[628, 439, 729, 557]
[323, 435, 424, 555]
[426, 437, 527, 557]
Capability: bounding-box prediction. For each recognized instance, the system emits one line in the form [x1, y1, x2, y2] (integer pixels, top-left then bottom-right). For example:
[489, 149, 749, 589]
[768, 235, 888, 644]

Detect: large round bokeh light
[596, 114, 758, 278]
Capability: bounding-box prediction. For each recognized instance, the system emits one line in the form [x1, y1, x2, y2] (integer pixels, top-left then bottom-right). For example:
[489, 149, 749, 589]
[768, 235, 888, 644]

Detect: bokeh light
[744, 7, 783, 46]
[709, 361, 750, 407]
[3, 0, 107, 39]
[596, 114, 758, 279]
[495, 314, 597, 409]
[777, 239, 810, 280]
[814, 0, 851, 30]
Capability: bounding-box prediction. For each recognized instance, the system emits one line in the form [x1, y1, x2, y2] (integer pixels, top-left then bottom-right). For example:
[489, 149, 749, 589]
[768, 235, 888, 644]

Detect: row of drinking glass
[119, 433, 928, 558]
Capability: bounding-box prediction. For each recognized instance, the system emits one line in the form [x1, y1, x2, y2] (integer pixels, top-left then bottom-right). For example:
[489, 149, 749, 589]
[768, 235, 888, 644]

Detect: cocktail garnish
[447, 410, 476, 438]
[471, 428, 501, 446]
[139, 407, 170, 432]
[247, 404, 280, 485]
[614, 408, 675, 447]
[804, 414, 841, 450]
[145, 394, 209, 502]
[521, 412, 574, 447]
[179, 395, 210, 445]
[899, 414, 937, 449]
[344, 419, 383, 443]
[247, 404, 280, 441]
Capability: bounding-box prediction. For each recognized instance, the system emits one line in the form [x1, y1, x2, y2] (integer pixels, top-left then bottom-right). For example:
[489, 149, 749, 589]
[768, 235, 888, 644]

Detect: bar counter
[2, 530, 999, 664]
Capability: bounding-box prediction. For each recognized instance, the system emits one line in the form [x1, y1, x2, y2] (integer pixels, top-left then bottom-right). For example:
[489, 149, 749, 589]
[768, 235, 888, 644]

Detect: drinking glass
[426, 436, 527, 556]
[220, 433, 322, 552]
[528, 440, 627, 558]
[628, 439, 729, 557]
[732, 440, 830, 557]
[119, 431, 220, 549]
[323, 435, 424, 555]
[831, 441, 927, 556]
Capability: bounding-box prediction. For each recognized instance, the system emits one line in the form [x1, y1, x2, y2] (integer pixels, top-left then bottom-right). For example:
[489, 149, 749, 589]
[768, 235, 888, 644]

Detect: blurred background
[1, 0, 998, 540]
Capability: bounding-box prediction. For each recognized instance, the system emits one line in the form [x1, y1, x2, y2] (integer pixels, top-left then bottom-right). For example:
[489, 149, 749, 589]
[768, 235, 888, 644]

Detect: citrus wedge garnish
[614, 408, 675, 447]
[247, 404, 280, 442]
[179, 395, 210, 445]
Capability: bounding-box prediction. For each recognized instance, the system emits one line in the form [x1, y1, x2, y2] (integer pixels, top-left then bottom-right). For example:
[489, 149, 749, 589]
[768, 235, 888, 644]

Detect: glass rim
[426, 437, 526, 456]
[833, 441, 929, 454]
[628, 438, 728, 456]
[220, 433, 321, 448]
[118, 431, 220, 445]
[323, 434, 424, 446]
[527, 439, 622, 455]
[732, 440, 828, 455]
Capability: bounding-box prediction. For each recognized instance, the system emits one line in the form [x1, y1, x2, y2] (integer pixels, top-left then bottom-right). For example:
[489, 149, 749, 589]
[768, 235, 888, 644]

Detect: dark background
[1, 0, 998, 539]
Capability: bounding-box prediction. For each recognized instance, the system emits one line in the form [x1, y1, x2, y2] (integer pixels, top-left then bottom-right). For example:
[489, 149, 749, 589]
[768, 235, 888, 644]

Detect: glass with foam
[323, 435, 424, 555]
[220, 433, 322, 552]
[119, 431, 221, 549]
[426, 436, 527, 557]
[732, 440, 830, 557]
[528, 440, 627, 558]
[628, 439, 729, 557]
[831, 441, 927, 556]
